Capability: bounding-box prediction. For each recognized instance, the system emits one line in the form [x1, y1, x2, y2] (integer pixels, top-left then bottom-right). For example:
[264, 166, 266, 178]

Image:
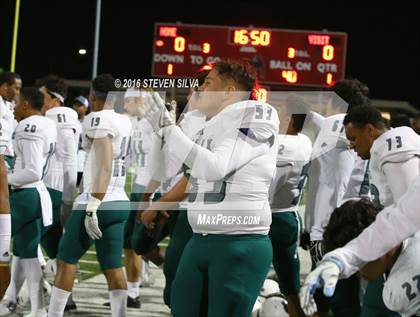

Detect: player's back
[370, 126, 420, 207]
[305, 113, 356, 240]
[269, 133, 312, 213]
[12, 115, 57, 188]
[44, 106, 81, 191]
[77, 109, 132, 203]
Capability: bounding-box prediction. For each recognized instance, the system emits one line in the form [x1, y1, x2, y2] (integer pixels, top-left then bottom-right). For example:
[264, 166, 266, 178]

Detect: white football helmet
[259, 293, 289, 317]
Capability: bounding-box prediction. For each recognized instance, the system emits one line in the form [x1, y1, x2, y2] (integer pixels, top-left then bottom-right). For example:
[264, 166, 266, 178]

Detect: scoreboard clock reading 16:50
[152, 23, 347, 87]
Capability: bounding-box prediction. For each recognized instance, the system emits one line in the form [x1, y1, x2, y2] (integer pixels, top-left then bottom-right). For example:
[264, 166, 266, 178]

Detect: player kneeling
[305, 199, 420, 317]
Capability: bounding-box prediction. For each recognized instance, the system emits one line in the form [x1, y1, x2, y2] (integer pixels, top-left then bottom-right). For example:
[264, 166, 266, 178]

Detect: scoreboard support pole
[10, 0, 21, 72]
[92, 0, 102, 79]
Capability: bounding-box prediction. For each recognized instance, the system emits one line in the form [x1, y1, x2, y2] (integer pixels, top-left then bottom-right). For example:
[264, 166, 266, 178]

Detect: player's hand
[143, 92, 175, 135]
[299, 260, 341, 315]
[84, 197, 102, 240]
[146, 211, 170, 238]
[140, 209, 159, 229]
[300, 230, 311, 250]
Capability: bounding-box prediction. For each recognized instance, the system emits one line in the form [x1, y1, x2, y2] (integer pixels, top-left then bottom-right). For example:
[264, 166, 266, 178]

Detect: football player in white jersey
[38, 76, 80, 265]
[47, 74, 132, 317]
[0, 72, 21, 168]
[267, 95, 312, 317]
[303, 79, 371, 316]
[139, 69, 208, 307]
[301, 105, 419, 316]
[343, 105, 419, 209]
[0, 115, 11, 300]
[0, 87, 57, 317]
[37, 76, 80, 311]
[0, 73, 24, 299]
[145, 60, 279, 317]
[118, 88, 153, 308]
[311, 198, 420, 317]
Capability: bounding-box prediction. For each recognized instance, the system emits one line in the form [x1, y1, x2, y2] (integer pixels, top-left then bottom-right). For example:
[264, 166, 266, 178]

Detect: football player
[145, 60, 279, 317]
[38, 76, 80, 265]
[303, 79, 371, 316]
[140, 69, 208, 308]
[47, 74, 132, 317]
[301, 105, 419, 315]
[38, 76, 80, 311]
[267, 95, 312, 317]
[118, 88, 155, 308]
[0, 87, 57, 317]
[306, 198, 420, 317]
[0, 113, 11, 300]
[0, 72, 21, 170]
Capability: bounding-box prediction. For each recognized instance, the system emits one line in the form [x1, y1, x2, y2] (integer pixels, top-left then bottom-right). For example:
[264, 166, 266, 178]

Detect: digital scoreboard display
[152, 23, 347, 87]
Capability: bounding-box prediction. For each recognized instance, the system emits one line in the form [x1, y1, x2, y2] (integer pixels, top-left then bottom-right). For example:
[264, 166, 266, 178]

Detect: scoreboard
[151, 23, 347, 87]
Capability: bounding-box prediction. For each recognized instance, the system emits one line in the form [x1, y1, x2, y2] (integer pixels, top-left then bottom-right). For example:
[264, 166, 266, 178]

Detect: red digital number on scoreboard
[152, 23, 347, 87]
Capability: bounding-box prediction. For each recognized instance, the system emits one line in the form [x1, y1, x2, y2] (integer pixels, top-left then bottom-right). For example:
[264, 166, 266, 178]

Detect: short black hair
[0, 71, 21, 86]
[196, 68, 210, 87]
[213, 60, 257, 92]
[343, 105, 386, 129]
[21, 87, 44, 111]
[330, 79, 371, 111]
[390, 114, 411, 128]
[92, 74, 116, 101]
[323, 199, 378, 252]
[285, 95, 309, 132]
[37, 75, 68, 100]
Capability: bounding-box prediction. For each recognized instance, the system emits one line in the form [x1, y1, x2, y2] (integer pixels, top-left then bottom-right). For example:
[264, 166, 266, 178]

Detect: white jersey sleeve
[370, 127, 420, 207]
[9, 116, 57, 188]
[166, 101, 278, 182]
[165, 100, 279, 235]
[0, 99, 13, 156]
[156, 110, 206, 181]
[0, 117, 10, 155]
[323, 179, 420, 278]
[382, 232, 420, 317]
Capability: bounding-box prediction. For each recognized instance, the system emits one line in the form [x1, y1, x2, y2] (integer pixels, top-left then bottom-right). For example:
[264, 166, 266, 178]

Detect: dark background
[0, 0, 419, 108]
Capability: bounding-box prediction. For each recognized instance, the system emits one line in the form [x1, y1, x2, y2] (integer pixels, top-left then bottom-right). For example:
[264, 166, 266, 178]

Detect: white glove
[84, 197, 102, 240]
[143, 92, 175, 135]
[299, 259, 341, 315]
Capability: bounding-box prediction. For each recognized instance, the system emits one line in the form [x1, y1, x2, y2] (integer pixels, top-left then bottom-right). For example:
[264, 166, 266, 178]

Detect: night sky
[0, 0, 419, 108]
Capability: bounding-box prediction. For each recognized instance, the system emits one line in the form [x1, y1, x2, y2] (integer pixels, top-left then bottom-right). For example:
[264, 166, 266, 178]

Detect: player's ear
[365, 123, 376, 138]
